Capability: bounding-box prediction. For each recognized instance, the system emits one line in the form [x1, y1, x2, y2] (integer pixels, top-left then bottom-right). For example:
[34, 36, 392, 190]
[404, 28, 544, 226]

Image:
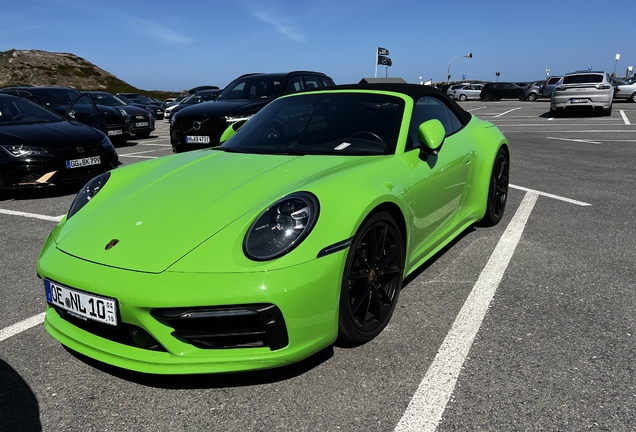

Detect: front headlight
[67, 172, 110, 219]
[223, 114, 254, 124]
[244, 192, 319, 261]
[0, 144, 52, 158]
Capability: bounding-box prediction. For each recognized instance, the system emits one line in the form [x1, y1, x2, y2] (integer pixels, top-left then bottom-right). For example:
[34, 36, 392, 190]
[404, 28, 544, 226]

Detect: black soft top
[316, 83, 472, 125]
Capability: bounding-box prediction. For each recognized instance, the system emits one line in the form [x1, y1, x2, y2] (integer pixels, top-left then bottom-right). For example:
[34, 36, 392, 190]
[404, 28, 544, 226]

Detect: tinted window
[407, 96, 463, 149]
[563, 74, 604, 84]
[0, 97, 62, 124]
[31, 88, 79, 106]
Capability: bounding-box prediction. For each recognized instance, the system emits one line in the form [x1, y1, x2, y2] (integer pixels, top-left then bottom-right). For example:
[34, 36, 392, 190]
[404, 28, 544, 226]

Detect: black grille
[151, 304, 289, 350]
[53, 143, 100, 159]
[174, 117, 223, 137]
[52, 306, 165, 351]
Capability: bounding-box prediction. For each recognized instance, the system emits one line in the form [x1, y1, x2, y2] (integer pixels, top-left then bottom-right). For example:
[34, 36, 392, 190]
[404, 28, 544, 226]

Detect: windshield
[221, 92, 405, 156]
[216, 75, 283, 101]
[30, 88, 79, 106]
[0, 96, 63, 125]
[89, 93, 129, 106]
[184, 91, 217, 104]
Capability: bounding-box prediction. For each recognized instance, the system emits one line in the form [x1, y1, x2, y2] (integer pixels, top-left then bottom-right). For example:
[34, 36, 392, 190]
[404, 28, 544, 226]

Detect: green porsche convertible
[37, 83, 510, 374]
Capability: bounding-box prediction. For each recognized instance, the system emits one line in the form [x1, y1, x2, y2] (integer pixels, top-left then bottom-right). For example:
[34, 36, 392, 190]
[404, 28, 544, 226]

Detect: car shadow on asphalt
[63, 345, 335, 389]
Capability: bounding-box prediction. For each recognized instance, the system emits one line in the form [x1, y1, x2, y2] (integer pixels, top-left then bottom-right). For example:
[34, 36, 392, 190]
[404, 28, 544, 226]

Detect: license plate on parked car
[107, 129, 123, 136]
[45, 279, 118, 326]
[134, 122, 149, 127]
[66, 156, 101, 169]
[571, 98, 588, 103]
[186, 135, 210, 143]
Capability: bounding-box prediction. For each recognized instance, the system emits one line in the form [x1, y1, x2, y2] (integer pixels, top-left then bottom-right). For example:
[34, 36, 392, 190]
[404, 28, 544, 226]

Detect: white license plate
[571, 98, 588, 103]
[107, 129, 123, 136]
[134, 122, 149, 127]
[186, 135, 210, 143]
[45, 280, 117, 326]
[66, 156, 101, 169]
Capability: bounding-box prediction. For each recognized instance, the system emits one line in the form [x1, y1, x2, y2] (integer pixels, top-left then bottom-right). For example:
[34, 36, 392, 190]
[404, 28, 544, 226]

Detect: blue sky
[1, 0, 631, 92]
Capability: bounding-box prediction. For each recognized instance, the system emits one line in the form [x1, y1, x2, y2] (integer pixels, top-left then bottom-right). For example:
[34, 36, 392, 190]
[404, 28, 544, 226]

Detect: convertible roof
[318, 83, 472, 125]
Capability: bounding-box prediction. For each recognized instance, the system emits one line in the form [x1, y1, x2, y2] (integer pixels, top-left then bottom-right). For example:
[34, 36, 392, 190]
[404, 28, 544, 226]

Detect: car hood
[175, 99, 271, 119]
[54, 149, 367, 273]
[0, 121, 103, 147]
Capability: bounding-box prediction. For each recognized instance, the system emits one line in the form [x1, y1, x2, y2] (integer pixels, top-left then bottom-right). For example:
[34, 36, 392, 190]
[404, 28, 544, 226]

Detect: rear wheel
[459, 94, 467, 101]
[480, 147, 509, 227]
[518, 93, 526, 101]
[603, 104, 612, 116]
[0, 178, 8, 201]
[631, 93, 636, 103]
[338, 211, 405, 344]
[483, 94, 493, 101]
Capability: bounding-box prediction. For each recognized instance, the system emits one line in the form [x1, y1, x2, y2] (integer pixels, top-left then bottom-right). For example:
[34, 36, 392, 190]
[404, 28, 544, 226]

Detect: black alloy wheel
[338, 211, 405, 344]
[480, 147, 509, 226]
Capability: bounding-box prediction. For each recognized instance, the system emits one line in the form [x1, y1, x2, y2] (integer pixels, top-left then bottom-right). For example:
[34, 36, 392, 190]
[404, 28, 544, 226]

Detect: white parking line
[494, 107, 521, 118]
[0, 312, 45, 342]
[547, 136, 601, 145]
[395, 191, 539, 432]
[620, 110, 630, 125]
[510, 184, 591, 206]
[0, 209, 64, 222]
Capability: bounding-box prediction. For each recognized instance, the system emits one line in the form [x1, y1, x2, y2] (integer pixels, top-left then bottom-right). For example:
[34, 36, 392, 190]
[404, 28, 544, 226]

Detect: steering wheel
[347, 130, 386, 147]
[13, 114, 28, 121]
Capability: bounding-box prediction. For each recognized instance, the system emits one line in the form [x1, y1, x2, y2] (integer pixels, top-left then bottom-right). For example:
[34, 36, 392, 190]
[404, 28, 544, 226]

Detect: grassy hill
[0, 49, 178, 100]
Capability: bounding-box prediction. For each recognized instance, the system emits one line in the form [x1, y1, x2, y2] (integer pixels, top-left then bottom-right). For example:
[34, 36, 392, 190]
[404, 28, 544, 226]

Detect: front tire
[459, 94, 467, 101]
[338, 212, 405, 344]
[526, 93, 537, 102]
[630, 93, 636, 103]
[480, 147, 509, 227]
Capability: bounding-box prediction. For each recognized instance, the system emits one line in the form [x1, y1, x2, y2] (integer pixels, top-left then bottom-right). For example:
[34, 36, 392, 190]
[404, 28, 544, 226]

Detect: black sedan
[85, 92, 155, 139]
[1, 86, 132, 145]
[0, 94, 119, 199]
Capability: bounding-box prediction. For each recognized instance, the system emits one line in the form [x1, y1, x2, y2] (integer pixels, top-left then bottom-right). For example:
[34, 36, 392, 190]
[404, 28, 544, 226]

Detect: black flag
[378, 47, 390, 56]
[377, 55, 392, 67]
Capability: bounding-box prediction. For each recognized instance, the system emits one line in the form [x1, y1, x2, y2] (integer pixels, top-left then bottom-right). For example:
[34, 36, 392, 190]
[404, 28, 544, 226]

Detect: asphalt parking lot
[2, 99, 636, 431]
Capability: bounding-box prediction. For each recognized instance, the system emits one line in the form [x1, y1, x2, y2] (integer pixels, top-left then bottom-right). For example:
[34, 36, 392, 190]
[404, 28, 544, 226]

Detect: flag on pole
[377, 55, 392, 67]
[378, 47, 390, 56]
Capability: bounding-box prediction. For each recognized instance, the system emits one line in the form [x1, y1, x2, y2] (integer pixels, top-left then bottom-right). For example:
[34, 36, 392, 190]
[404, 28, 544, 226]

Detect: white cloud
[242, 1, 307, 42]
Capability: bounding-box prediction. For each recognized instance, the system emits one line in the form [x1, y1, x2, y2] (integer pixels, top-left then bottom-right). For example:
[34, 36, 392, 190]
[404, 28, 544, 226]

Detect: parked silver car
[614, 79, 636, 103]
[550, 71, 613, 116]
[453, 84, 483, 101]
[541, 76, 562, 98]
[446, 83, 468, 99]
[523, 81, 543, 101]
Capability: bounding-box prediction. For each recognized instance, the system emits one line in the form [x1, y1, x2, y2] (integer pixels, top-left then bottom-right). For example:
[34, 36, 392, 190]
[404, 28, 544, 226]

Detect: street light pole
[447, 52, 473, 83]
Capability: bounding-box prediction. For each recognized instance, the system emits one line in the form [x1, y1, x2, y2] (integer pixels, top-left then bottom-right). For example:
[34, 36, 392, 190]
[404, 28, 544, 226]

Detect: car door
[404, 96, 474, 266]
[67, 93, 107, 133]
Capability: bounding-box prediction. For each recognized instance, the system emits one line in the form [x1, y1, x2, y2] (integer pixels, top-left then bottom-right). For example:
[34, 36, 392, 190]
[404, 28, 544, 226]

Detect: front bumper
[0, 150, 119, 190]
[37, 240, 344, 374]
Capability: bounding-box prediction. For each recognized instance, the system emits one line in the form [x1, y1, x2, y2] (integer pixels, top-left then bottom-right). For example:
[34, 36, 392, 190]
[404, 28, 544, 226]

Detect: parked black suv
[479, 82, 525, 101]
[170, 71, 336, 153]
